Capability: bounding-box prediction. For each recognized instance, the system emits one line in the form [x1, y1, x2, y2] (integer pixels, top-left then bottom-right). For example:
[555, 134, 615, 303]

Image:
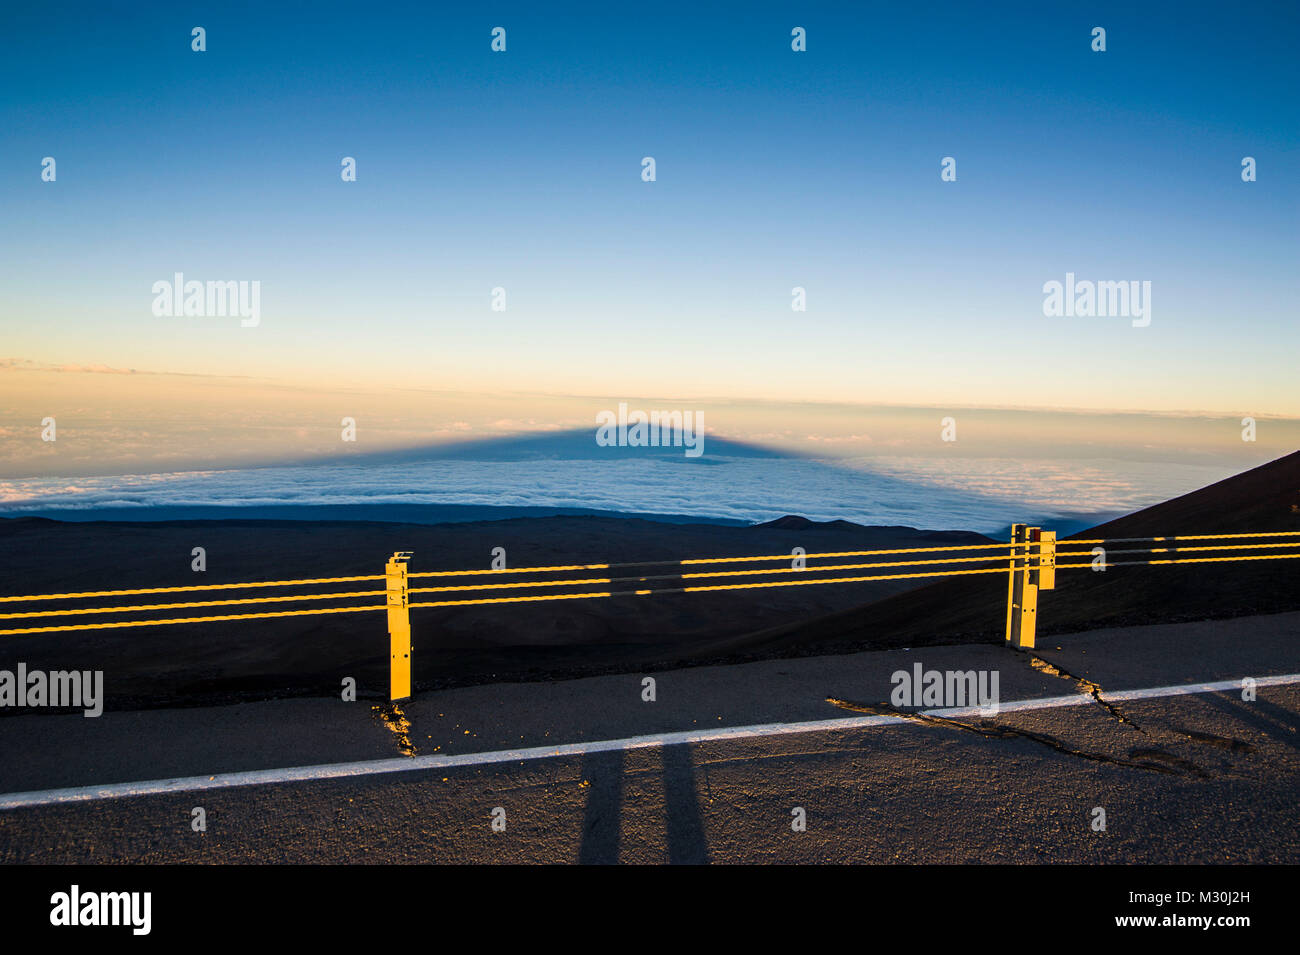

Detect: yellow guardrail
[1, 527, 1297, 700]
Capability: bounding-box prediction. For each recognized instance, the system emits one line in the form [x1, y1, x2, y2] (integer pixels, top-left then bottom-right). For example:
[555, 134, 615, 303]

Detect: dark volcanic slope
[0, 514, 988, 709]
[719, 450, 1300, 657]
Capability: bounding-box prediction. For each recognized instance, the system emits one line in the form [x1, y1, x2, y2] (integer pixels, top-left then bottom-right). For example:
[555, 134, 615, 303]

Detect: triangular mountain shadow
[309, 427, 783, 464]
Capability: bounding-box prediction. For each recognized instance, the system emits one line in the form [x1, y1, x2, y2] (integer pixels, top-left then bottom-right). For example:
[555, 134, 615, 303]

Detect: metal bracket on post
[386, 551, 413, 701]
[1005, 525, 1043, 649]
[1038, 531, 1057, 592]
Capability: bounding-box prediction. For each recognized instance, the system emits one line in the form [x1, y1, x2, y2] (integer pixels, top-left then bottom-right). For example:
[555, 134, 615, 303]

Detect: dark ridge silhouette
[756, 515, 863, 531]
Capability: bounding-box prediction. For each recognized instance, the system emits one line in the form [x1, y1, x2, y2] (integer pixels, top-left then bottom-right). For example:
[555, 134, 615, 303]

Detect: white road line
[2, 673, 1296, 811]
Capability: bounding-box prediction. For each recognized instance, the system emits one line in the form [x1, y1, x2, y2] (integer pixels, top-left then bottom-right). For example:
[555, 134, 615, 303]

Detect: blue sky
[2, 1, 1298, 419]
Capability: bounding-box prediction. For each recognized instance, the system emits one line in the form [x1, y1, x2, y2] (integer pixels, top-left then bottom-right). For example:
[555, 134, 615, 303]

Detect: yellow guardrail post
[386, 552, 413, 701]
[1006, 527, 1056, 649]
[1005, 524, 1026, 647]
[1005, 525, 1036, 649]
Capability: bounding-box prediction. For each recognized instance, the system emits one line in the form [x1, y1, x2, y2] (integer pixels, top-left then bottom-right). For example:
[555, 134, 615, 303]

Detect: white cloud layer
[0, 454, 1239, 533]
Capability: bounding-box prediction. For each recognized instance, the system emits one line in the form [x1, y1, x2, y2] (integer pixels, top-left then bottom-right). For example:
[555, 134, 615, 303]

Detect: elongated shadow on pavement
[1252, 697, 1300, 741]
[1200, 691, 1300, 750]
[577, 749, 626, 864]
[662, 743, 711, 864]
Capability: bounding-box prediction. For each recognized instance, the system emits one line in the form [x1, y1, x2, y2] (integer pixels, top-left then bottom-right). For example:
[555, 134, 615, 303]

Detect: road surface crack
[1027, 655, 1142, 730]
[1024, 657, 1257, 758]
[825, 696, 1207, 778]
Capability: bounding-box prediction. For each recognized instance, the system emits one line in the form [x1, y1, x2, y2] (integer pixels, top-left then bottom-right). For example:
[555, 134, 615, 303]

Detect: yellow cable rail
[6, 529, 1293, 605]
[405, 540, 1017, 578]
[407, 552, 1014, 596]
[1, 530, 1296, 648]
[0, 575, 385, 604]
[410, 565, 1014, 609]
[1056, 540, 1300, 558]
[0, 590, 385, 621]
[1058, 552, 1300, 569]
[0, 604, 383, 636]
[1059, 531, 1300, 546]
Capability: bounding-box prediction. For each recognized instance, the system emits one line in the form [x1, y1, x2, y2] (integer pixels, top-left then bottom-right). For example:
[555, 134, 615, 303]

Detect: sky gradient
[2, 1, 1297, 477]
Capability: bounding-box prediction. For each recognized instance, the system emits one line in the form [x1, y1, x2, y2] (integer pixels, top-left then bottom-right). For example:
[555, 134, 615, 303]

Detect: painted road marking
[1, 673, 1295, 810]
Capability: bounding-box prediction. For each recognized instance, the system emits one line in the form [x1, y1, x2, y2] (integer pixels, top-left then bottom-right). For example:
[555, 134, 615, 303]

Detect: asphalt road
[1, 612, 1297, 863]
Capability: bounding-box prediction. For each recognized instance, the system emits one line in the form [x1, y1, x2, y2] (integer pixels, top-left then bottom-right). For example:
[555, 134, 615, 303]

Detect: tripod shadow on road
[577, 743, 711, 864]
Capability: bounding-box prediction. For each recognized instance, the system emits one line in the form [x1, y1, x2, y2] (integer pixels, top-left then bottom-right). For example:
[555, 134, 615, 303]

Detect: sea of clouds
[0, 454, 1238, 534]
